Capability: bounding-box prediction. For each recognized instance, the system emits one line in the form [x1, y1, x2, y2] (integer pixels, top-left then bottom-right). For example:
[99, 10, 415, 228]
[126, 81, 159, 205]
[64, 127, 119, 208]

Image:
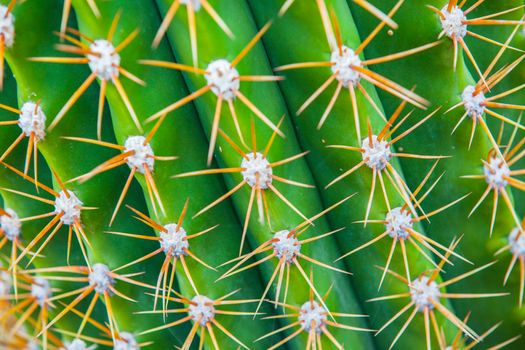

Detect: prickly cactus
[0, 0, 524, 349]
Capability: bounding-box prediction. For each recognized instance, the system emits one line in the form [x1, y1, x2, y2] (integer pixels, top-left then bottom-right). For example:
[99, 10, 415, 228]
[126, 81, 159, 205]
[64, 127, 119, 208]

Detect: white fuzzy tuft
[0, 6, 15, 48]
[439, 5, 467, 40]
[26, 341, 39, 350]
[54, 190, 83, 225]
[410, 276, 441, 311]
[189, 295, 215, 326]
[331, 45, 362, 88]
[0, 268, 11, 296]
[180, 0, 201, 11]
[361, 135, 391, 170]
[124, 136, 155, 174]
[31, 277, 52, 307]
[89, 263, 115, 294]
[272, 230, 301, 263]
[241, 152, 273, 189]
[19, 102, 47, 141]
[113, 332, 140, 350]
[509, 228, 525, 258]
[87, 39, 120, 81]
[160, 223, 189, 257]
[62, 339, 96, 350]
[1, 208, 21, 241]
[484, 156, 510, 190]
[299, 301, 327, 334]
[385, 207, 413, 240]
[461, 85, 485, 118]
[205, 59, 240, 101]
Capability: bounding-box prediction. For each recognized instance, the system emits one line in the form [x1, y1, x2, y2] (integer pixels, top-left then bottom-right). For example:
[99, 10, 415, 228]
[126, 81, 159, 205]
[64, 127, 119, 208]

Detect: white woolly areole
[113, 332, 140, 350]
[484, 156, 510, 190]
[114, 332, 140, 350]
[87, 39, 120, 81]
[26, 341, 39, 350]
[461, 85, 485, 118]
[410, 276, 441, 312]
[385, 207, 413, 240]
[330, 45, 362, 88]
[89, 263, 115, 294]
[509, 228, 525, 258]
[19, 102, 47, 141]
[205, 59, 240, 101]
[0, 269, 11, 296]
[189, 295, 215, 326]
[0, 6, 15, 48]
[272, 229, 301, 263]
[160, 223, 189, 257]
[1, 208, 21, 241]
[241, 152, 273, 189]
[361, 135, 391, 170]
[124, 136, 155, 174]
[180, 0, 201, 11]
[62, 339, 96, 350]
[299, 301, 327, 334]
[439, 5, 467, 40]
[54, 190, 83, 225]
[31, 277, 51, 307]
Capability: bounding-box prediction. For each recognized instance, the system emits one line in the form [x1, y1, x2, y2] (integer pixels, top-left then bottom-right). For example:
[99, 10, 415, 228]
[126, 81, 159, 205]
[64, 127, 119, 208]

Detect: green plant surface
[246, 1, 472, 349]
[70, 0, 282, 347]
[154, 0, 376, 348]
[0, 66, 101, 348]
[0, 0, 524, 349]
[463, 0, 525, 218]
[2, 0, 191, 346]
[346, 0, 525, 346]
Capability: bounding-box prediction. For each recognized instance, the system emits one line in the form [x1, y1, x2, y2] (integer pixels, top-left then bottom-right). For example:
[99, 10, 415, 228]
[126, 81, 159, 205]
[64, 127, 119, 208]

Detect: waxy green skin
[464, 0, 525, 217]
[0, 68, 93, 345]
[156, 0, 374, 348]
[347, 0, 524, 347]
[2, 0, 191, 346]
[463, 0, 525, 134]
[0, 68, 52, 257]
[464, 4, 525, 335]
[464, 0, 525, 177]
[71, 0, 281, 347]
[464, 6, 525, 342]
[248, 0, 460, 348]
[1, 0, 523, 349]
[0, 68, 61, 309]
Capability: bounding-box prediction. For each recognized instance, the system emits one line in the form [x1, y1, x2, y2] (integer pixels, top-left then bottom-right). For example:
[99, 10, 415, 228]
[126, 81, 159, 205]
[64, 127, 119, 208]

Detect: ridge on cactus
[141, 21, 284, 166]
[174, 123, 313, 254]
[30, 11, 144, 138]
[336, 160, 471, 289]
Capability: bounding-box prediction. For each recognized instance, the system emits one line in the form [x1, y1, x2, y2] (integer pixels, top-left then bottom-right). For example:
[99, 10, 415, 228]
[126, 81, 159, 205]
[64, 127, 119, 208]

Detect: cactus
[1, 0, 525, 349]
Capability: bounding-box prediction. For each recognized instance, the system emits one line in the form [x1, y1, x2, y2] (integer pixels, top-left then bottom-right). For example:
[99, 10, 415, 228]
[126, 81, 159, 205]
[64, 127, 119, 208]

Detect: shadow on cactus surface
[0, 0, 525, 349]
